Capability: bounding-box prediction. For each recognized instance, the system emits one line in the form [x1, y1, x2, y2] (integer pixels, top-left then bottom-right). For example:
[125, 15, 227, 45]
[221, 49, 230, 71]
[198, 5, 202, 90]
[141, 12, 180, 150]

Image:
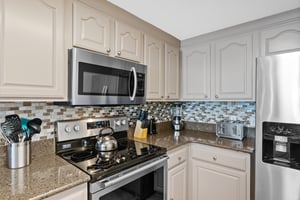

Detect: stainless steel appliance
[171, 104, 184, 131]
[216, 120, 246, 140]
[68, 48, 147, 105]
[256, 51, 300, 200]
[55, 116, 167, 200]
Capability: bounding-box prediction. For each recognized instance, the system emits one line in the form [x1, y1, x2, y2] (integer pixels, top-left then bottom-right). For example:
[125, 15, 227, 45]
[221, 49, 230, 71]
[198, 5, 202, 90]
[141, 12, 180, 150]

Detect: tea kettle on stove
[95, 127, 118, 151]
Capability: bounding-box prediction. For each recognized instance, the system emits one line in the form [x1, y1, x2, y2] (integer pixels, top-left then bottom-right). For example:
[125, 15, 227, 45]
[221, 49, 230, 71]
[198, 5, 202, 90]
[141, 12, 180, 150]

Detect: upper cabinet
[73, 0, 112, 55]
[212, 33, 254, 100]
[165, 43, 180, 100]
[0, 0, 66, 100]
[72, 0, 142, 62]
[115, 21, 142, 62]
[145, 35, 180, 101]
[181, 33, 254, 101]
[144, 35, 165, 99]
[182, 43, 211, 100]
[260, 19, 300, 56]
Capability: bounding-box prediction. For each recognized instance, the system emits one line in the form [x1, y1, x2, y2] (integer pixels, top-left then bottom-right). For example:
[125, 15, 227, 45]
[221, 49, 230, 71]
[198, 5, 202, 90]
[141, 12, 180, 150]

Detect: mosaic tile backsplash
[0, 101, 255, 142]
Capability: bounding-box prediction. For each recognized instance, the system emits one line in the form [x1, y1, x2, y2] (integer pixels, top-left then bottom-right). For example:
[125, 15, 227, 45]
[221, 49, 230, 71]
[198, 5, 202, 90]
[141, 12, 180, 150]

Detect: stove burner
[87, 153, 127, 171]
[71, 149, 97, 162]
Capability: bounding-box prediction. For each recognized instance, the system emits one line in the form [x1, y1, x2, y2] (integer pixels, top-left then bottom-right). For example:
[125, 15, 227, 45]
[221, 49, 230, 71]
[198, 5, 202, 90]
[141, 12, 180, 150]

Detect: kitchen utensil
[95, 127, 118, 152]
[0, 128, 12, 144]
[26, 119, 42, 140]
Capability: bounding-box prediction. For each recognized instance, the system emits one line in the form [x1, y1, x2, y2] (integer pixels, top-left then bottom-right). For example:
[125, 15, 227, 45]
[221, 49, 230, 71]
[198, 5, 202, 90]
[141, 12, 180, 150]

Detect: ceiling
[108, 0, 300, 40]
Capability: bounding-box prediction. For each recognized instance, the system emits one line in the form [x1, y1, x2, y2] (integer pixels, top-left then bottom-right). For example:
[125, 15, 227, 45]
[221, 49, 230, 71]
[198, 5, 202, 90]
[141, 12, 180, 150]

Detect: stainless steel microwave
[68, 48, 147, 105]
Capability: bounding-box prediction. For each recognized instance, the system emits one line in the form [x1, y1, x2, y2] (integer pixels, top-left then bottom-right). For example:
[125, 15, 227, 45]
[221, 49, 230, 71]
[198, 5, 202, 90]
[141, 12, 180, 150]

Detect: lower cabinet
[167, 146, 188, 200]
[189, 143, 250, 200]
[45, 183, 88, 200]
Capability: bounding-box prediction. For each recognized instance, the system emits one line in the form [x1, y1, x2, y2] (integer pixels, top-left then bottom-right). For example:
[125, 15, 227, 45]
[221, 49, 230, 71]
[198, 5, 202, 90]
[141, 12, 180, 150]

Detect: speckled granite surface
[0, 139, 90, 200]
[0, 155, 90, 200]
[129, 122, 255, 153]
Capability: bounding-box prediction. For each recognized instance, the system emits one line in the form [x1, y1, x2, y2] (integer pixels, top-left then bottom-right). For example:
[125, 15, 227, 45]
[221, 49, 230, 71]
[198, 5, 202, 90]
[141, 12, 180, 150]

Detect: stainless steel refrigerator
[256, 51, 300, 200]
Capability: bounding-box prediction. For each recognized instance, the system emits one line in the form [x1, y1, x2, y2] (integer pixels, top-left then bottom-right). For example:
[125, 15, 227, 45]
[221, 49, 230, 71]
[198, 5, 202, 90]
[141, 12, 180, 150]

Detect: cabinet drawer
[190, 143, 249, 171]
[168, 146, 188, 169]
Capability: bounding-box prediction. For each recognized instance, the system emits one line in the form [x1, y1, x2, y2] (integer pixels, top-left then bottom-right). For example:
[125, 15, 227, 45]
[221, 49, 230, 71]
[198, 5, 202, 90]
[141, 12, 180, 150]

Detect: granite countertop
[129, 127, 255, 153]
[0, 142, 90, 200]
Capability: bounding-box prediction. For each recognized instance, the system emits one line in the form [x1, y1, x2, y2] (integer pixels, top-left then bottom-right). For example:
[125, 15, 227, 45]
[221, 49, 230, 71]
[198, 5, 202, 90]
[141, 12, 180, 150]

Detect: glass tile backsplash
[0, 101, 255, 141]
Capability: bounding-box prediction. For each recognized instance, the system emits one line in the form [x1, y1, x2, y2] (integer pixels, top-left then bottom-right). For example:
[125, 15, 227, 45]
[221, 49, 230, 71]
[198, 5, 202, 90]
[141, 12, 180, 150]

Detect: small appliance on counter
[171, 104, 184, 131]
[216, 120, 246, 141]
[148, 117, 157, 135]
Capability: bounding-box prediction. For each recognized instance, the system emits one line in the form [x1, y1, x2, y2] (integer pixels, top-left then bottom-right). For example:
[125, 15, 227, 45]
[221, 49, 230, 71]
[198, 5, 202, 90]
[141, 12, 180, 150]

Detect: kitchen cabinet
[144, 35, 165, 99]
[181, 43, 211, 100]
[73, 0, 112, 55]
[45, 183, 87, 200]
[0, 0, 66, 100]
[115, 21, 142, 62]
[165, 43, 180, 100]
[145, 37, 180, 101]
[260, 19, 300, 56]
[167, 145, 188, 200]
[212, 33, 254, 100]
[72, 0, 142, 62]
[181, 33, 254, 101]
[189, 143, 250, 200]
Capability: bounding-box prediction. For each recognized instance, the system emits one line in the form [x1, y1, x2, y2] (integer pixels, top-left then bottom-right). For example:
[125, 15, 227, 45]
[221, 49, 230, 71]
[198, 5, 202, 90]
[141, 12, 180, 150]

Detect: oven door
[90, 156, 168, 200]
[69, 48, 146, 105]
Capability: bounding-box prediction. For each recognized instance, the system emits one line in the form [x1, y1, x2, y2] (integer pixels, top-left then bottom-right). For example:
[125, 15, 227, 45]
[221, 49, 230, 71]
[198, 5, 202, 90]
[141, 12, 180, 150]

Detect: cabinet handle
[204, 95, 208, 98]
[213, 157, 217, 161]
[106, 48, 111, 53]
[117, 51, 121, 56]
[215, 95, 219, 99]
[178, 156, 182, 161]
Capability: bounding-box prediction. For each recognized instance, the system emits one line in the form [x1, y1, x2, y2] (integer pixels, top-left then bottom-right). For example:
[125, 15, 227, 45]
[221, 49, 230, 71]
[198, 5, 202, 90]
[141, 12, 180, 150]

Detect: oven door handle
[99, 156, 167, 189]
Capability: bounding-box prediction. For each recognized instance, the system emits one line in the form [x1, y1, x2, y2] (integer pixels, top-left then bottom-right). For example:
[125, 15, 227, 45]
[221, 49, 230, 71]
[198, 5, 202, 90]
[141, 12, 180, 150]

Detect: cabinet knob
[213, 157, 217, 161]
[167, 96, 170, 99]
[215, 95, 219, 99]
[161, 96, 164, 99]
[117, 51, 121, 56]
[178, 156, 182, 161]
[106, 48, 111, 53]
[204, 95, 208, 98]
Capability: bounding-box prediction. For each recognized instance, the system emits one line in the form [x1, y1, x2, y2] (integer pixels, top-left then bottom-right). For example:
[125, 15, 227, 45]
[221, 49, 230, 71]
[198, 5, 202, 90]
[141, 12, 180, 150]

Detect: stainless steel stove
[55, 116, 167, 200]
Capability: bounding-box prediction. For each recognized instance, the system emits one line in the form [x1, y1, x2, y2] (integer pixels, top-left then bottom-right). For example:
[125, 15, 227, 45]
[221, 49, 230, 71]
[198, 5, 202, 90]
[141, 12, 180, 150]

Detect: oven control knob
[65, 126, 72, 133]
[115, 120, 121, 127]
[74, 125, 80, 132]
[121, 119, 127, 126]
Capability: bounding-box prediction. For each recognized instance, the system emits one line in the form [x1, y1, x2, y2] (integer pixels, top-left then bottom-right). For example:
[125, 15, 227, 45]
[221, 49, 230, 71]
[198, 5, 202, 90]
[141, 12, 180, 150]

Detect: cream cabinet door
[144, 35, 165, 100]
[190, 158, 247, 200]
[212, 33, 254, 100]
[181, 44, 211, 100]
[168, 161, 187, 200]
[165, 43, 180, 100]
[45, 183, 87, 200]
[115, 21, 142, 62]
[260, 19, 300, 56]
[0, 0, 66, 100]
[73, 0, 112, 55]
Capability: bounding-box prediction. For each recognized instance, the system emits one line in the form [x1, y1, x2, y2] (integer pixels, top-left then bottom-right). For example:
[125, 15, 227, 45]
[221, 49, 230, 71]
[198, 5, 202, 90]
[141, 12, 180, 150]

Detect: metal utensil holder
[7, 141, 31, 169]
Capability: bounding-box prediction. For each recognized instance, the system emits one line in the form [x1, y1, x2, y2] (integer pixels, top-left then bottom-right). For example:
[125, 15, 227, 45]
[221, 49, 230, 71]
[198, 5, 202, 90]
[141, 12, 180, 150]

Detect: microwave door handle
[129, 67, 137, 101]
